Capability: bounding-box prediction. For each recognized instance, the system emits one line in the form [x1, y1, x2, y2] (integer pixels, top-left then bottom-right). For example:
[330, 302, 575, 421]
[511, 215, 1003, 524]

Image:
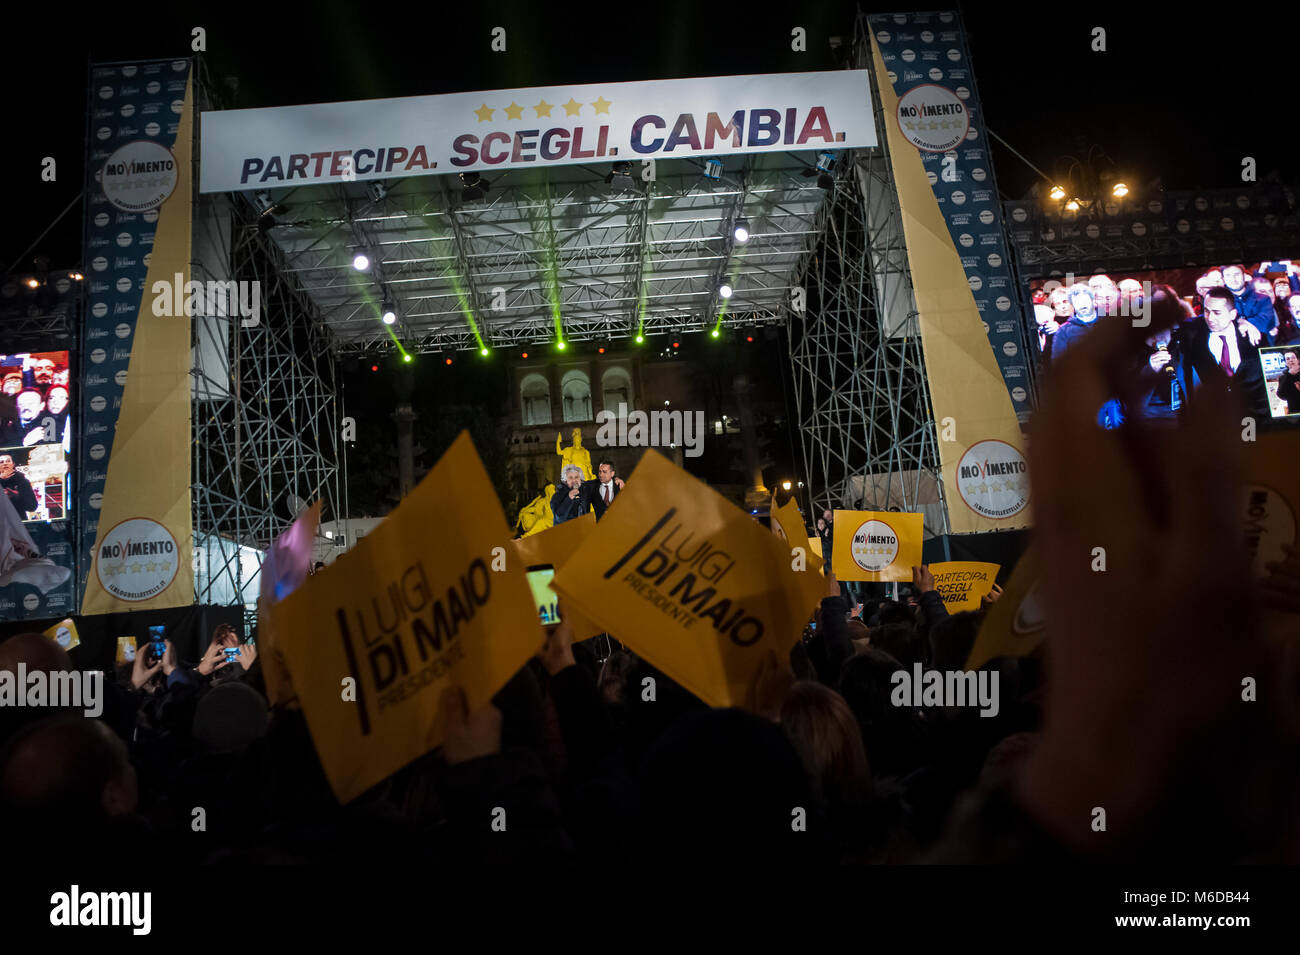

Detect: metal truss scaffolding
[191, 193, 343, 618]
[787, 12, 949, 535]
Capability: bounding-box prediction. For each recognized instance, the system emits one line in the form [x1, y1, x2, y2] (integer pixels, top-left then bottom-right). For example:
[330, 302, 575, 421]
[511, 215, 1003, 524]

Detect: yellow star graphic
[990, 482, 1003, 493]
[978, 483, 989, 494]
[592, 96, 612, 115]
[131, 563, 142, 574]
[146, 561, 157, 573]
[161, 561, 171, 572]
[534, 99, 553, 117]
[504, 101, 524, 120]
[562, 98, 583, 117]
[474, 103, 494, 122]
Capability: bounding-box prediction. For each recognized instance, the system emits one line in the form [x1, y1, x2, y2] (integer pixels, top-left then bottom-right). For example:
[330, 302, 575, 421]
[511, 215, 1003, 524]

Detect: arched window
[561, 370, 592, 422]
[520, 373, 551, 426]
[601, 366, 632, 414]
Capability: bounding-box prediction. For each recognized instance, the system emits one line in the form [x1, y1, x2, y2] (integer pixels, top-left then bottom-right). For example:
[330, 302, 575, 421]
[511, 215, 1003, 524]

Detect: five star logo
[562, 98, 583, 117]
[474, 103, 494, 122]
[504, 101, 524, 120]
[534, 99, 553, 117]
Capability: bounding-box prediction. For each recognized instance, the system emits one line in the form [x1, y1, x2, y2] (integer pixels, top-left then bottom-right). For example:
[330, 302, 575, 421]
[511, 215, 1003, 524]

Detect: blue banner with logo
[80, 58, 192, 607]
[869, 11, 1032, 422]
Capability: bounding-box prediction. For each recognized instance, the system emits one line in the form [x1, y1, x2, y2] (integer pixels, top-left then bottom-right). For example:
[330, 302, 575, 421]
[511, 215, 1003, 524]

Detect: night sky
[2, 1, 1294, 271]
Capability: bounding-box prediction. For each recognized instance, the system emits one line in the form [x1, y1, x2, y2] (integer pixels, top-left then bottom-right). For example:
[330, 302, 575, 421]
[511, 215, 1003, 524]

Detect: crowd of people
[2, 299, 1298, 869]
[0, 353, 71, 449]
[1031, 262, 1300, 422]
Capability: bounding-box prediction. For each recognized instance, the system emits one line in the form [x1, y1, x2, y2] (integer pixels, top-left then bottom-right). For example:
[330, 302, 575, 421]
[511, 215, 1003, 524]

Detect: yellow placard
[43, 617, 80, 652]
[266, 432, 543, 804]
[1244, 430, 1300, 640]
[928, 561, 1001, 612]
[771, 498, 823, 574]
[831, 510, 923, 582]
[809, 537, 823, 561]
[115, 636, 137, 665]
[965, 546, 1042, 671]
[509, 513, 604, 640]
[551, 450, 825, 708]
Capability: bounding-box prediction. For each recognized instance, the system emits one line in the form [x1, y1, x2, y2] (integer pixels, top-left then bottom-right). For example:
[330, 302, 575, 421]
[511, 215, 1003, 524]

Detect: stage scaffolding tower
[190, 62, 345, 630]
[787, 12, 949, 537]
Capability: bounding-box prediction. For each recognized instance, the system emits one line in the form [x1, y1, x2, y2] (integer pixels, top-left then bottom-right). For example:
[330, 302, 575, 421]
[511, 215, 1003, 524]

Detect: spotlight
[782, 480, 792, 491]
[604, 161, 635, 189]
[25, 278, 39, 289]
[598, 346, 605, 354]
[353, 253, 370, 271]
[557, 340, 567, 350]
[381, 302, 397, 325]
[733, 219, 749, 243]
[672, 341, 679, 348]
[635, 335, 644, 344]
[710, 328, 720, 338]
[522, 351, 529, 358]
[746, 335, 753, 342]
[70, 272, 84, 281]
[719, 284, 733, 299]
[445, 357, 452, 365]
[1065, 199, 1080, 212]
[459, 171, 490, 201]
[703, 159, 723, 180]
[1049, 184, 1066, 201]
[816, 151, 835, 173]
[402, 354, 413, 363]
[480, 347, 489, 356]
[371, 364, 379, 372]
[1112, 182, 1129, 198]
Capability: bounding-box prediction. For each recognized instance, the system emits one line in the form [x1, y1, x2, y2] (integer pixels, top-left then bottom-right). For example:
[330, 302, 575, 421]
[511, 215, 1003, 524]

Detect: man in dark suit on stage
[582, 459, 624, 521]
[1180, 286, 1270, 418]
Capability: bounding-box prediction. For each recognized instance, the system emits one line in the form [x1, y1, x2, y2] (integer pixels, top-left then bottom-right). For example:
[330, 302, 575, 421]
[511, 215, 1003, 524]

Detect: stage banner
[869, 12, 1032, 424]
[867, 27, 1031, 535]
[267, 433, 543, 804]
[80, 59, 195, 614]
[551, 450, 825, 709]
[831, 509, 923, 583]
[199, 70, 876, 193]
[927, 560, 999, 611]
[509, 513, 604, 641]
[770, 498, 822, 573]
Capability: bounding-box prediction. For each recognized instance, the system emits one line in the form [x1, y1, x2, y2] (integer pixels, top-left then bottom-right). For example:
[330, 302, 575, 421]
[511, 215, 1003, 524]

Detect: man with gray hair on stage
[551, 464, 591, 525]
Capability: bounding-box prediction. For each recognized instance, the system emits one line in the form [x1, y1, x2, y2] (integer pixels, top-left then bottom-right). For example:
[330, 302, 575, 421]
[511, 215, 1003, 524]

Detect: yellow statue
[556, 428, 593, 480]
[517, 483, 556, 537]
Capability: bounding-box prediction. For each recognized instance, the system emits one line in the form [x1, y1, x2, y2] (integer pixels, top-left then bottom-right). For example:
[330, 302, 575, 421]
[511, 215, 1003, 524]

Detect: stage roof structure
[245, 153, 837, 356]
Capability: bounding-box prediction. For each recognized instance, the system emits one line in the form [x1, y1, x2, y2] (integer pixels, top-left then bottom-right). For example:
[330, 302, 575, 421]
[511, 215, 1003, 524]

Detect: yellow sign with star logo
[830, 509, 923, 583]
